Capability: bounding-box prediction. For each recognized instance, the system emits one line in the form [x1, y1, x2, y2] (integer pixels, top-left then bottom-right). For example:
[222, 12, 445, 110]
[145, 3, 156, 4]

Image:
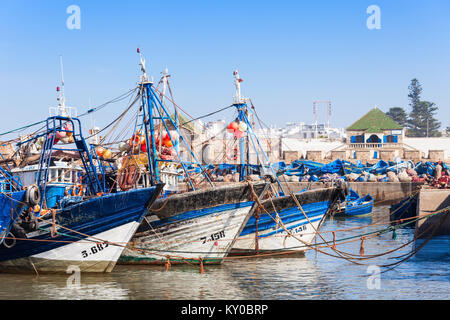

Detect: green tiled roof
[347, 107, 403, 132]
[170, 112, 201, 134]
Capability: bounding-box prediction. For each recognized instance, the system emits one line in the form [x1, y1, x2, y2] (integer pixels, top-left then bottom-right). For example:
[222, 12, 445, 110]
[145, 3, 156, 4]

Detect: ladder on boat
[36, 116, 102, 208]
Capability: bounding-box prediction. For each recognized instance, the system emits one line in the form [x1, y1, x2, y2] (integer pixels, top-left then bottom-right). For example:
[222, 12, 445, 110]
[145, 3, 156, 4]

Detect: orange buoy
[65, 123, 73, 137]
[164, 140, 173, 148]
[103, 149, 112, 159]
[96, 146, 105, 157]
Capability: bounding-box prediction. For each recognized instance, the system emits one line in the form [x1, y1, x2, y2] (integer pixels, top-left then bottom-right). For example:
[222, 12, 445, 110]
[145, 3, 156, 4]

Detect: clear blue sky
[1, 0, 449, 137]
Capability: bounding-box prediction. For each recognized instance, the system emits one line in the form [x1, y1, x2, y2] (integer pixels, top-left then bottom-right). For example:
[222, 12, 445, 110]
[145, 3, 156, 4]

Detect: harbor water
[0, 205, 448, 300]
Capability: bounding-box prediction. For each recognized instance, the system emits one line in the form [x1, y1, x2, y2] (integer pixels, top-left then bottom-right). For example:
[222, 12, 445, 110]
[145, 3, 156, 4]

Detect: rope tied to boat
[359, 236, 365, 256]
[254, 211, 260, 254]
[148, 197, 170, 213]
[332, 231, 336, 250]
[247, 181, 366, 264]
[50, 209, 57, 238]
[165, 256, 171, 271]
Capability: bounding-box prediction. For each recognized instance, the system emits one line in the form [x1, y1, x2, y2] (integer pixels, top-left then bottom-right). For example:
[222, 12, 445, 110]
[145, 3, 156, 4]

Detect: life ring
[25, 185, 41, 207]
[70, 184, 83, 197]
[226, 147, 239, 161]
[77, 184, 83, 196]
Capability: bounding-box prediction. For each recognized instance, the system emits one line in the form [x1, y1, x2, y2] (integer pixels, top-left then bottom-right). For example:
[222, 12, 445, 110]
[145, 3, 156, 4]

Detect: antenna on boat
[56, 55, 67, 116]
[88, 97, 100, 145]
[233, 70, 246, 105]
[137, 47, 151, 84]
[160, 68, 170, 102]
[50, 56, 77, 117]
[135, 48, 213, 190]
[231, 70, 284, 194]
[160, 68, 180, 153]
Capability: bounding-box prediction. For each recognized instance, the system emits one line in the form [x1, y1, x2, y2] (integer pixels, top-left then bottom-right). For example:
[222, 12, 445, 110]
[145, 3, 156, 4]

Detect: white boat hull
[120, 203, 254, 264]
[0, 221, 140, 273]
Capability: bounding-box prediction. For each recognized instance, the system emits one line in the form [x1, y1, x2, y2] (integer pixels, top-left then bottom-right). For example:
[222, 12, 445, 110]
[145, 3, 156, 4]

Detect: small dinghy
[333, 189, 374, 217]
[342, 194, 374, 217]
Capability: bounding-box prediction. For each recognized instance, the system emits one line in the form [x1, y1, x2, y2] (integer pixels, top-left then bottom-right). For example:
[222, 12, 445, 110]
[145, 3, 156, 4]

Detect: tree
[406, 79, 441, 137]
[386, 107, 408, 128]
[407, 101, 441, 137]
[408, 78, 422, 111]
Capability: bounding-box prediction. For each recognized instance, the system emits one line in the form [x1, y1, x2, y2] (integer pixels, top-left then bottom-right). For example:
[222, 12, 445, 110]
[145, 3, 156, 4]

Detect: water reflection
[0, 206, 448, 300]
[0, 273, 129, 300]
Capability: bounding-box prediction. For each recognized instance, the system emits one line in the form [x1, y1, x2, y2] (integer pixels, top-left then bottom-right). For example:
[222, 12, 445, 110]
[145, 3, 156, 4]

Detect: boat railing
[348, 143, 404, 149]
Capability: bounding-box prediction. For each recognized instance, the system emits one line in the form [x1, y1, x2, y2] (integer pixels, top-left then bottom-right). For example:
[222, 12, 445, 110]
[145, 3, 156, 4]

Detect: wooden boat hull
[119, 182, 268, 265]
[0, 185, 163, 273]
[230, 188, 340, 256]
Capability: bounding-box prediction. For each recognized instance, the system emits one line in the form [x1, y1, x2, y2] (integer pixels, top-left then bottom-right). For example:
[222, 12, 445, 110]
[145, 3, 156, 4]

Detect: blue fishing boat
[342, 194, 374, 217]
[333, 189, 374, 217]
[220, 71, 346, 256]
[118, 51, 269, 265]
[0, 79, 164, 273]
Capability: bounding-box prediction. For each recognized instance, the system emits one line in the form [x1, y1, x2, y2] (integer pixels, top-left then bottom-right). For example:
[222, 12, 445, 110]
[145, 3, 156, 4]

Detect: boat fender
[25, 185, 41, 207]
[3, 232, 16, 249]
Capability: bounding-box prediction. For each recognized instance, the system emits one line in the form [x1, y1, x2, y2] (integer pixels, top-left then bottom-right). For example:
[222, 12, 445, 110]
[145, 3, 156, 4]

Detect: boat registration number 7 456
[200, 230, 226, 244]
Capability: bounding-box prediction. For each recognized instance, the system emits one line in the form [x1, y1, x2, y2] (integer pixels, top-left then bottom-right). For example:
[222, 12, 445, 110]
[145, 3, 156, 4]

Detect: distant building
[254, 122, 345, 140]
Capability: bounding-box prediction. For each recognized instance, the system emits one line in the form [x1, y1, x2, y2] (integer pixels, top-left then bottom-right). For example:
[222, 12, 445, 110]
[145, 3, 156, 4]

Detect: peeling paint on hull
[119, 182, 269, 265]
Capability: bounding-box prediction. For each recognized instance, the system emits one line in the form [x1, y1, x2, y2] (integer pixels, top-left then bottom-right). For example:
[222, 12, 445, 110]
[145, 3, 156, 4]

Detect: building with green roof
[345, 106, 405, 160]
